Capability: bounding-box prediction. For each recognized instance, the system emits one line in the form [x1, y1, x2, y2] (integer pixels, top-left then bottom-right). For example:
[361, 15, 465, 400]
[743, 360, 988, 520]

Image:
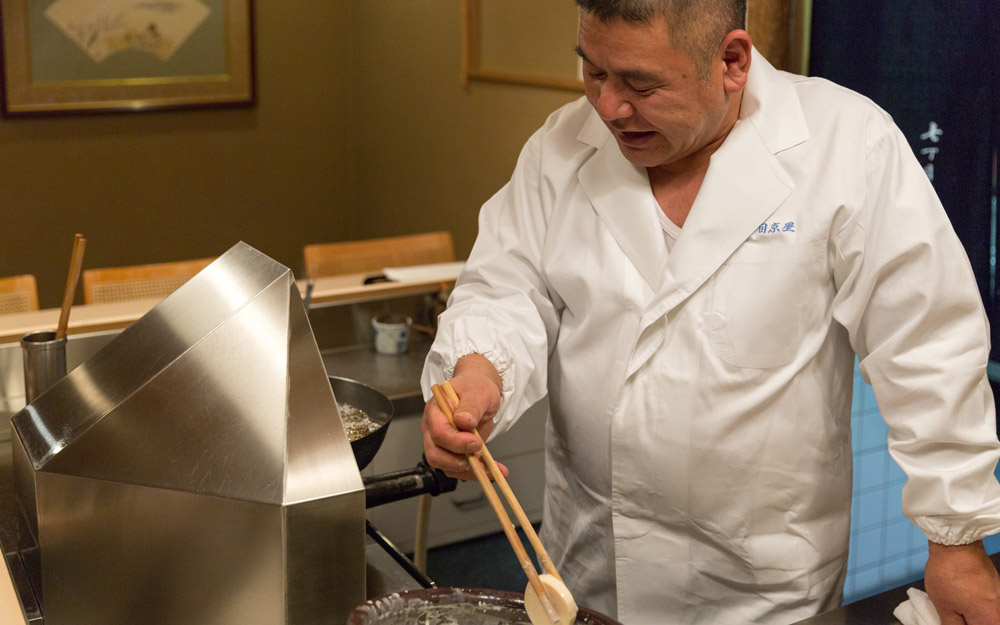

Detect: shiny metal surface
[321, 334, 435, 417]
[0, 331, 117, 445]
[0, 341, 26, 420]
[37, 472, 286, 625]
[9, 242, 366, 625]
[18, 333, 65, 405]
[0, 438, 430, 625]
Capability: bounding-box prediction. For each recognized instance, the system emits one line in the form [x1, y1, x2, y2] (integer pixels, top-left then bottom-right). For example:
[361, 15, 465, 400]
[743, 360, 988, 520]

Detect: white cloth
[894, 588, 941, 625]
[382, 261, 465, 283]
[421, 50, 1000, 624]
[655, 200, 682, 250]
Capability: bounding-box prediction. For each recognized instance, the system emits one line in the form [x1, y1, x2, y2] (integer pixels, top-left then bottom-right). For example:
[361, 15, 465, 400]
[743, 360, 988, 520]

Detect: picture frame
[460, 0, 584, 93]
[0, 0, 254, 116]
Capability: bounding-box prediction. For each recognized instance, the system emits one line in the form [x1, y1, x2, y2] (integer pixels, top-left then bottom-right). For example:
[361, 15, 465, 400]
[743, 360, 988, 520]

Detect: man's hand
[421, 353, 506, 481]
[924, 539, 1000, 625]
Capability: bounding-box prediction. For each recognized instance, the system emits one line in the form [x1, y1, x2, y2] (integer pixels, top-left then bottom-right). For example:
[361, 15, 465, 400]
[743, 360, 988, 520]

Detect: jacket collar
[577, 50, 808, 319]
[577, 126, 669, 291]
[739, 50, 810, 154]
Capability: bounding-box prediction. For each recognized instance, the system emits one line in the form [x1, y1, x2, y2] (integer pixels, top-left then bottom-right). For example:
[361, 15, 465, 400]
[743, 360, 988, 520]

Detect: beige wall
[0, 1, 578, 309]
[351, 1, 578, 262]
[1, 1, 802, 309]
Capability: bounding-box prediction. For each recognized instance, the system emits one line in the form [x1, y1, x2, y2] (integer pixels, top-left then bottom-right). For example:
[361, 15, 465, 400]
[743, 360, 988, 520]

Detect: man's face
[577, 12, 734, 171]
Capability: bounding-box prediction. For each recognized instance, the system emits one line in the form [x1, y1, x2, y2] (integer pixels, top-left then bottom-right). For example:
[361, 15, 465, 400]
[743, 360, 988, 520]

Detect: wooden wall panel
[749, 0, 791, 69]
[748, 0, 812, 74]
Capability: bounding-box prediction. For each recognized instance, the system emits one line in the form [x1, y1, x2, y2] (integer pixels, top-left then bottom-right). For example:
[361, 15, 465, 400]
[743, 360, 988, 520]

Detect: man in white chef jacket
[420, 1, 1000, 623]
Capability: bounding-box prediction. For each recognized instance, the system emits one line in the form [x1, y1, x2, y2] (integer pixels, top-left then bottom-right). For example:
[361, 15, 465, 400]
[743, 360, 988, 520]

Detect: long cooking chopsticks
[55, 233, 86, 340]
[431, 380, 561, 624]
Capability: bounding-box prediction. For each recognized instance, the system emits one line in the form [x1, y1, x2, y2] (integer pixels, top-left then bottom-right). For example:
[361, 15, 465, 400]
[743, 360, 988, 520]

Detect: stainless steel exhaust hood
[10, 242, 365, 625]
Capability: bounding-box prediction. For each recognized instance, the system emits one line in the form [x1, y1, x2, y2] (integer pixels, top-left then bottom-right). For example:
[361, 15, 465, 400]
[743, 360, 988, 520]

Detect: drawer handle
[450, 492, 489, 512]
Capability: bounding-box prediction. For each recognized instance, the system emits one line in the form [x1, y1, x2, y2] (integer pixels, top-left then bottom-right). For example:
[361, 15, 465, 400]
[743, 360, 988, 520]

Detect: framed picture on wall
[460, 0, 584, 92]
[0, 0, 254, 116]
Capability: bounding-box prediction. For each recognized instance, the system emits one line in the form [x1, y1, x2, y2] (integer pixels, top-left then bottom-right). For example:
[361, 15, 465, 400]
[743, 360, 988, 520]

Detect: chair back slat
[303, 231, 454, 279]
[0, 274, 39, 314]
[82, 258, 215, 305]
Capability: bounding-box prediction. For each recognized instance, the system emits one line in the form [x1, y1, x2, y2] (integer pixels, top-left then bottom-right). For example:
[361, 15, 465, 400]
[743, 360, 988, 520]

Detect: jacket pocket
[707, 241, 825, 369]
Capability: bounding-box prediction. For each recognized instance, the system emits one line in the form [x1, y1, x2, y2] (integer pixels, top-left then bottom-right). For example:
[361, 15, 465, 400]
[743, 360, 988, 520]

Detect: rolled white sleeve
[832, 117, 1000, 545]
[421, 128, 562, 436]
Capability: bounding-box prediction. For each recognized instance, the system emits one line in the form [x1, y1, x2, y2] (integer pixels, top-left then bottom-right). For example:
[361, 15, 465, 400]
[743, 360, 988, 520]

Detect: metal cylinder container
[19, 331, 66, 404]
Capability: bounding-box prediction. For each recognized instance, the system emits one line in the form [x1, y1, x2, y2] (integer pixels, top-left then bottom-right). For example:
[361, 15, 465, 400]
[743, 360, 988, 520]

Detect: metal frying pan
[330, 376, 394, 471]
[347, 587, 624, 624]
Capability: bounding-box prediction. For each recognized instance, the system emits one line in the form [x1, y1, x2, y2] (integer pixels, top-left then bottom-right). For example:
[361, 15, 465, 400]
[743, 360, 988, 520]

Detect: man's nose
[594, 83, 633, 121]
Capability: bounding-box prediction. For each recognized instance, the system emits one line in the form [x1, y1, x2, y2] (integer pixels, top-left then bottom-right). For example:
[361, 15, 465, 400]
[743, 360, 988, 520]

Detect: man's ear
[719, 30, 752, 93]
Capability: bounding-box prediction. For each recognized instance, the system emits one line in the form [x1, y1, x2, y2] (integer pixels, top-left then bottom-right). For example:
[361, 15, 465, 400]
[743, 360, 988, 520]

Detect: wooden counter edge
[0, 273, 456, 345]
[0, 557, 24, 625]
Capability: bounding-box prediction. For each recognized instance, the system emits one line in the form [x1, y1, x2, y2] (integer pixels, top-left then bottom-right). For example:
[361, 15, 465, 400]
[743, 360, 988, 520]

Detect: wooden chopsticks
[431, 380, 562, 624]
[55, 233, 86, 340]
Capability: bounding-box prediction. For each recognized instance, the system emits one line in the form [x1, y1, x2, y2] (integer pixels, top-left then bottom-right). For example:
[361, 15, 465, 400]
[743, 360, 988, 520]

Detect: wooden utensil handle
[430, 384, 560, 624]
[55, 234, 86, 340]
[441, 381, 563, 582]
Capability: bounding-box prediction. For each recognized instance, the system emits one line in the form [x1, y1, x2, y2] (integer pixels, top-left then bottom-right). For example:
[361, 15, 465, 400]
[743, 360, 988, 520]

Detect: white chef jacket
[421, 51, 1000, 624]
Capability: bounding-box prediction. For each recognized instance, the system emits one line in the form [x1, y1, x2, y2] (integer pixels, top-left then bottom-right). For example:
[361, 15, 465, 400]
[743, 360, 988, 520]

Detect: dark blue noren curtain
[809, 1, 1000, 360]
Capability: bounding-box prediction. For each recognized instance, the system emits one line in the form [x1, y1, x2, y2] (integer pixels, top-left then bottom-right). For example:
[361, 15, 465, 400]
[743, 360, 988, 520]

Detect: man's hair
[576, 0, 747, 79]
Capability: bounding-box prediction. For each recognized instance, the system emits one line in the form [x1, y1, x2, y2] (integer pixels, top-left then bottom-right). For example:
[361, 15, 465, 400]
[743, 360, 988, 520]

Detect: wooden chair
[303, 231, 454, 279]
[82, 257, 215, 305]
[0, 274, 39, 314]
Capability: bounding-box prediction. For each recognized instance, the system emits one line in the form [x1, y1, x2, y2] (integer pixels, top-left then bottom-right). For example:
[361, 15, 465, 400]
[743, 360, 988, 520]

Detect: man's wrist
[928, 538, 986, 556]
[454, 353, 503, 395]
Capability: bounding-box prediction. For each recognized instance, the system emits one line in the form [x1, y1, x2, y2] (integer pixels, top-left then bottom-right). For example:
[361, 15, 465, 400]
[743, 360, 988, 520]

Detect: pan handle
[363, 457, 457, 508]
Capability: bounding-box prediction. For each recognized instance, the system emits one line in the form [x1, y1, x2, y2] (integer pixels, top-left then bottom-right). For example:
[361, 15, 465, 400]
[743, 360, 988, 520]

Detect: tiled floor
[418, 524, 540, 593]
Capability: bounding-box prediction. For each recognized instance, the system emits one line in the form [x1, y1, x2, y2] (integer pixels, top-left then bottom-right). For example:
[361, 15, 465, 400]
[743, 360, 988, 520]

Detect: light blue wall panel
[845, 360, 1000, 603]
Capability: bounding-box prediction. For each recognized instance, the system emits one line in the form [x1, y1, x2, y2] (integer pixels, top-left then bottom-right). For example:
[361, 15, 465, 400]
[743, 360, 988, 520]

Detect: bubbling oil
[367, 604, 529, 624]
[340, 403, 382, 442]
[354, 592, 535, 625]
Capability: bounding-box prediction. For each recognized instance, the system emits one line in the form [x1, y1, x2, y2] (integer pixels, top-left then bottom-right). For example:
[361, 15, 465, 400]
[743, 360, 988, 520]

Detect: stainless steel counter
[0, 433, 430, 624]
[320, 332, 434, 417]
[0, 328, 435, 624]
